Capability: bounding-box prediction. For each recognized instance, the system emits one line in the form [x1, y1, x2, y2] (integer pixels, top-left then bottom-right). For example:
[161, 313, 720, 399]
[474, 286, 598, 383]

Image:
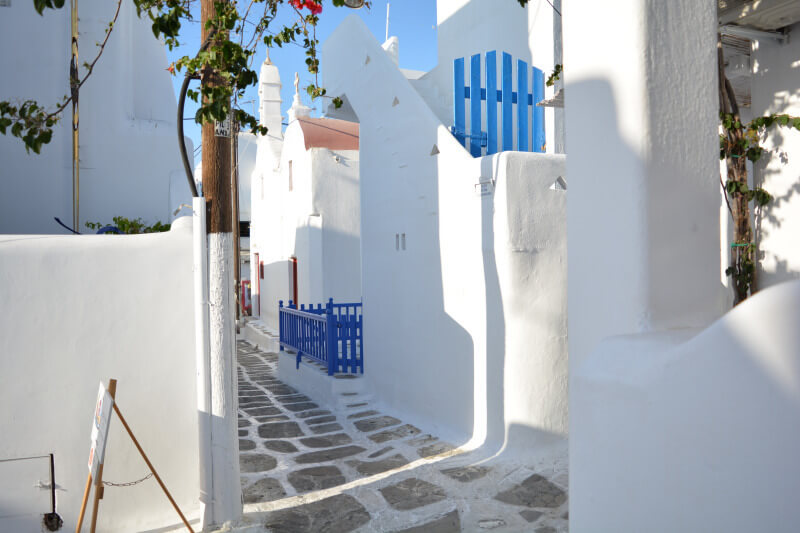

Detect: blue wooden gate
[452, 51, 545, 157]
[279, 298, 363, 375]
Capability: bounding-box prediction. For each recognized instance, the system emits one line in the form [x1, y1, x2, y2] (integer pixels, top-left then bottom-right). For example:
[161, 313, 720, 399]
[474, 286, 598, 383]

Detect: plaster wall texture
[571, 280, 800, 532]
[563, 0, 800, 530]
[0, 0, 191, 234]
[252, 117, 361, 330]
[409, 0, 560, 153]
[323, 15, 567, 448]
[563, 0, 727, 373]
[750, 23, 800, 289]
[0, 219, 200, 532]
[237, 133, 258, 222]
[195, 132, 257, 222]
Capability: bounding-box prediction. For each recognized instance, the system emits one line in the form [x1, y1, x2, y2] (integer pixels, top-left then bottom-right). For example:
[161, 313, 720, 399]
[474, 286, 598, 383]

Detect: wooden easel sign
[75, 379, 194, 533]
[88, 383, 113, 481]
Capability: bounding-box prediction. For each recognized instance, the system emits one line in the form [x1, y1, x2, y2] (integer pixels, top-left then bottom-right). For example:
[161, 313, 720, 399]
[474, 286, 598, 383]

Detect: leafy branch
[546, 64, 562, 87]
[718, 39, 800, 304]
[3, 0, 348, 154]
[0, 0, 124, 153]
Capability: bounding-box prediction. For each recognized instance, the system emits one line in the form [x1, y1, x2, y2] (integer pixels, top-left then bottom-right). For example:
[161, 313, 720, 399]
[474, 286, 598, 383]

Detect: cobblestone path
[236, 340, 569, 533]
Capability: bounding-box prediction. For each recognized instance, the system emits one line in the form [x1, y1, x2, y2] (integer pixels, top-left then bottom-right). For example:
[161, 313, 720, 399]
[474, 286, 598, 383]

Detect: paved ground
[233, 339, 569, 533]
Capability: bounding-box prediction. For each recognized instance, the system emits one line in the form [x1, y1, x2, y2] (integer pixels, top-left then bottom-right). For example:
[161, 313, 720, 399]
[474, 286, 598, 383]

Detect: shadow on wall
[334, 88, 477, 444]
[322, 11, 571, 451]
[572, 280, 800, 532]
[563, 71, 800, 530]
[752, 90, 800, 289]
[257, 224, 362, 330]
[750, 34, 800, 290]
[479, 155, 506, 453]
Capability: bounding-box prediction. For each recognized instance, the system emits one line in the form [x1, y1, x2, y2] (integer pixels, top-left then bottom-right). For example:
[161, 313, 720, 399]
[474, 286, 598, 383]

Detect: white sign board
[88, 383, 113, 479]
[475, 181, 494, 196]
[214, 116, 231, 138]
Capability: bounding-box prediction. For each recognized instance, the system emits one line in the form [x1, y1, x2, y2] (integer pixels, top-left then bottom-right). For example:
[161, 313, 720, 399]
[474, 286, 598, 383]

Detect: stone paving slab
[263, 494, 370, 533]
[234, 339, 569, 533]
[379, 477, 448, 510]
[392, 510, 461, 533]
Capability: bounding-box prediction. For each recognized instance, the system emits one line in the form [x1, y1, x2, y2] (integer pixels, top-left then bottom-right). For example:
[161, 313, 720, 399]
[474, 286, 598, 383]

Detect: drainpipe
[193, 196, 213, 529]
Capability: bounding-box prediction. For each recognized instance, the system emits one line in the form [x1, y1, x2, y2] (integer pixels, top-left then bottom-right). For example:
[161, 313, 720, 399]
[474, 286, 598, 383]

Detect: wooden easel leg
[88, 465, 105, 533]
[112, 403, 195, 533]
[74, 472, 92, 533]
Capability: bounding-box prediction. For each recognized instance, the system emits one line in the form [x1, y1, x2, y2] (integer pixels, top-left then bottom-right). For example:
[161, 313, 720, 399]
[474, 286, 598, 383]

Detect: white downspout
[193, 197, 213, 529]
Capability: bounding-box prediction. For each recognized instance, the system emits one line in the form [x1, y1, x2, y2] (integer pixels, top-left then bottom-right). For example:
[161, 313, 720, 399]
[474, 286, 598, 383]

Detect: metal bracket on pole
[719, 24, 789, 44]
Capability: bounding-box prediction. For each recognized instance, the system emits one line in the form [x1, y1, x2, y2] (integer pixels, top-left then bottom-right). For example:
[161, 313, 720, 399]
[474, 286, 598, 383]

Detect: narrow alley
[235, 340, 569, 533]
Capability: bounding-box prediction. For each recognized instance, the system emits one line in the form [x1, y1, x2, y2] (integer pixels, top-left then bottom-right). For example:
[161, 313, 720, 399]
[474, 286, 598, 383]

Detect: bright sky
[167, 1, 438, 156]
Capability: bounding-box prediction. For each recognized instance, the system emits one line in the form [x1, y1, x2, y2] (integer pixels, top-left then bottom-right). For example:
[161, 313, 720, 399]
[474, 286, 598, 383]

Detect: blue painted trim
[532, 66, 545, 153]
[278, 298, 363, 375]
[453, 58, 466, 147]
[502, 52, 513, 151]
[469, 54, 482, 157]
[486, 51, 498, 155]
[517, 59, 528, 152]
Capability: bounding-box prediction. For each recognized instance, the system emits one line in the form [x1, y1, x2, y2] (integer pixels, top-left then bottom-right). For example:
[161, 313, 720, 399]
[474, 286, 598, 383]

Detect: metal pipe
[178, 75, 200, 198]
[192, 197, 213, 529]
[177, 30, 218, 198]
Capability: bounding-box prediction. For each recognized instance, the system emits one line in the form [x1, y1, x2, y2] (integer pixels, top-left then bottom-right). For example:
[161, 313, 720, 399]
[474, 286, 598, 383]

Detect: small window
[288, 160, 293, 191]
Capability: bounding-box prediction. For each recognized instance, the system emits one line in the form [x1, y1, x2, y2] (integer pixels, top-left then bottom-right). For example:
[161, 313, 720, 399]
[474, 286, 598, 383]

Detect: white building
[319, 3, 567, 451]
[249, 62, 361, 330]
[0, 0, 192, 234]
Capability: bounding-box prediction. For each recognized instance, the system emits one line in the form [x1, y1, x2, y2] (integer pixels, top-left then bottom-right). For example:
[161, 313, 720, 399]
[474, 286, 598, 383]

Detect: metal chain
[102, 473, 153, 487]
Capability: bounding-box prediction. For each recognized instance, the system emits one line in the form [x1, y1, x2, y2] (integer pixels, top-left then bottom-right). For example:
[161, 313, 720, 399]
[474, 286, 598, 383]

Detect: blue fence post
[486, 51, 498, 155]
[358, 311, 363, 373]
[532, 66, 545, 153]
[453, 57, 466, 147]
[517, 59, 529, 152]
[278, 300, 284, 351]
[325, 306, 336, 376]
[469, 53, 482, 157]
[502, 52, 513, 152]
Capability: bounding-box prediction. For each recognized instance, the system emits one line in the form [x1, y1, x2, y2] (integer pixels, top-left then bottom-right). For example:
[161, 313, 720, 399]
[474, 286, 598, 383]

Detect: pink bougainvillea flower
[289, 0, 322, 14]
[306, 1, 322, 14]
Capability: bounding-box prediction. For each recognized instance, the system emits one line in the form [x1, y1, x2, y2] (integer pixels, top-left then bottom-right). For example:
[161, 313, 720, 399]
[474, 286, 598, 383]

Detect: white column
[564, 0, 726, 371]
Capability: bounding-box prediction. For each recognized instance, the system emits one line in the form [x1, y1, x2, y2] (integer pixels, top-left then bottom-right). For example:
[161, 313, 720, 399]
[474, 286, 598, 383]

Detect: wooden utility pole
[231, 120, 242, 322]
[200, 0, 242, 526]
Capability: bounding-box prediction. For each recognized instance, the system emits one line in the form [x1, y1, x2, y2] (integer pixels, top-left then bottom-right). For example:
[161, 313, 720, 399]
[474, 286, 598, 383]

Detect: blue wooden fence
[452, 51, 545, 157]
[279, 298, 363, 375]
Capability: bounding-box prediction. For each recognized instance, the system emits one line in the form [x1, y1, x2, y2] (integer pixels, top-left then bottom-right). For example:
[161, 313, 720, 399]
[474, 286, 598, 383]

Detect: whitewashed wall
[751, 23, 800, 289]
[571, 281, 800, 532]
[0, 0, 191, 234]
[323, 16, 567, 448]
[311, 148, 362, 305]
[0, 219, 200, 533]
[254, 119, 361, 330]
[565, 0, 800, 531]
